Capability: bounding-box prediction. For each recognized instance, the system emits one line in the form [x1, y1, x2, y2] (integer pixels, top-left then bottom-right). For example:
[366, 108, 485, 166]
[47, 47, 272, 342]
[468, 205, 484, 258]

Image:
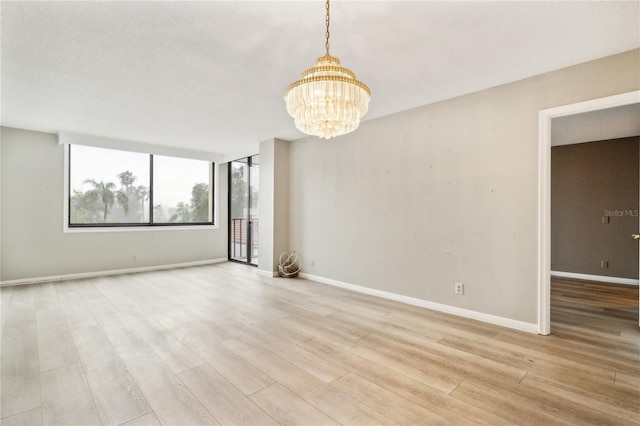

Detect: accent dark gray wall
[551, 137, 640, 279]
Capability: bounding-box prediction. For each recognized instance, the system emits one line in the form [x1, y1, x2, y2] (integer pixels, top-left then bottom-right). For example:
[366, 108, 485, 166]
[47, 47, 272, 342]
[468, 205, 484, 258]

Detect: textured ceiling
[1, 1, 639, 156]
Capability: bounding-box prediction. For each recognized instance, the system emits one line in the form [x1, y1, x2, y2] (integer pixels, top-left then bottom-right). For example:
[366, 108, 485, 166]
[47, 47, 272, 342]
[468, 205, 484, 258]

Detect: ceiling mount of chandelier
[284, 0, 371, 139]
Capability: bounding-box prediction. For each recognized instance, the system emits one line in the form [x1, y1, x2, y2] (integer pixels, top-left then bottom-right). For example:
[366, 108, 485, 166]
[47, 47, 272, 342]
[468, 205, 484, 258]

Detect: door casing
[537, 90, 640, 334]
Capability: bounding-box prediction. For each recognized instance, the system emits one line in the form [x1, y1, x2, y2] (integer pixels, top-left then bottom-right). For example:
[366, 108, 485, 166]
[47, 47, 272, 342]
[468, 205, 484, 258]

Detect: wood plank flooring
[1, 264, 638, 425]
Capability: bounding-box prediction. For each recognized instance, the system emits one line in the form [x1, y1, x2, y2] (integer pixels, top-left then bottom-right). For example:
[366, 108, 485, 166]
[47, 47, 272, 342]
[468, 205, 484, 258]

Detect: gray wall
[551, 137, 639, 279]
[0, 127, 228, 282]
[288, 49, 640, 324]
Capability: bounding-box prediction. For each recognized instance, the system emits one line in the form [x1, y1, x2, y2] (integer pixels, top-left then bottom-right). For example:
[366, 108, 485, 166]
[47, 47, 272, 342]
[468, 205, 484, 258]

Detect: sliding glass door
[229, 155, 259, 265]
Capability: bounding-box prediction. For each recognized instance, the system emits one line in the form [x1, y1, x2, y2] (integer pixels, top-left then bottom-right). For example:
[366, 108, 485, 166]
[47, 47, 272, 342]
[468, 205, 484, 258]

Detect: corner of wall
[257, 138, 291, 275]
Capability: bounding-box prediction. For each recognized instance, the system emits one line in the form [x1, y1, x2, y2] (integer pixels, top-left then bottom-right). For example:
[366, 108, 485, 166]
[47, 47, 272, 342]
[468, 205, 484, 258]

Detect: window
[153, 155, 213, 224]
[229, 155, 259, 265]
[68, 145, 214, 228]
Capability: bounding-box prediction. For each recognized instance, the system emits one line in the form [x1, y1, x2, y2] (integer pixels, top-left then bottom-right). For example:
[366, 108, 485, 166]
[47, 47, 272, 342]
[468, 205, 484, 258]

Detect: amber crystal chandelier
[284, 0, 370, 139]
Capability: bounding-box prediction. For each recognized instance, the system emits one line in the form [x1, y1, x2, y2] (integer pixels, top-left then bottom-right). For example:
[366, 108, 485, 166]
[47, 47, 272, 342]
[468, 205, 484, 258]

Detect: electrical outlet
[455, 282, 464, 295]
[601, 260, 609, 268]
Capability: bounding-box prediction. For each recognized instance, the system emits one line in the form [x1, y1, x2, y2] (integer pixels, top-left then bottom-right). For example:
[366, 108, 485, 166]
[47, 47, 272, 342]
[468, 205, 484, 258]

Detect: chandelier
[284, 0, 370, 139]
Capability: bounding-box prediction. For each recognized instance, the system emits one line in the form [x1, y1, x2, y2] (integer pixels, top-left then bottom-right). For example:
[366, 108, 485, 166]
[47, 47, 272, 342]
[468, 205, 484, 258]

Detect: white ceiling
[1, 1, 639, 157]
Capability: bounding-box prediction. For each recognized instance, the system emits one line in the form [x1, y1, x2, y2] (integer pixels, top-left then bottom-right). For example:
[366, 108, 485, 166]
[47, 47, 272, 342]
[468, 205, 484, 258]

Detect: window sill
[63, 224, 219, 234]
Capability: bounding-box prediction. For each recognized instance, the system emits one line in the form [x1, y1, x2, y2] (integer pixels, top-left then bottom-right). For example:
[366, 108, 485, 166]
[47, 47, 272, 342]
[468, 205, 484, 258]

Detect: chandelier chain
[325, 0, 330, 55]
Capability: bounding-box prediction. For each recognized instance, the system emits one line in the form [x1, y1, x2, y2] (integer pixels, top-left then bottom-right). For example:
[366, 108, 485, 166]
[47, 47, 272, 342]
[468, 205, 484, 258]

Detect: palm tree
[169, 202, 192, 223]
[83, 179, 129, 223]
[117, 170, 136, 188]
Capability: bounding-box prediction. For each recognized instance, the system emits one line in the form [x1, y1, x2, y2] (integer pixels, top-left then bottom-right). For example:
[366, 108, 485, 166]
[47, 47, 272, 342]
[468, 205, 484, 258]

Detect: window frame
[64, 144, 218, 232]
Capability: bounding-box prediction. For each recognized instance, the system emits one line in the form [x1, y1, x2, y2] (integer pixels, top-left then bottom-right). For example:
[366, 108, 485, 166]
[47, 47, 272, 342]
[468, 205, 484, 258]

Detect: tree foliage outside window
[230, 160, 259, 220]
[153, 155, 211, 224]
[230, 162, 247, 219]
[190, 183, 210, 222]
[83, 179, 129, 223]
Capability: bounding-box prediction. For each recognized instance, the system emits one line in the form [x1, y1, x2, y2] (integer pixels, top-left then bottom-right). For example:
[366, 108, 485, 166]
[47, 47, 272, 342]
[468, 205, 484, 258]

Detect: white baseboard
[298, 272, 538, 334]
[551, 271, 639, 286]
[0, 258, 228, 287]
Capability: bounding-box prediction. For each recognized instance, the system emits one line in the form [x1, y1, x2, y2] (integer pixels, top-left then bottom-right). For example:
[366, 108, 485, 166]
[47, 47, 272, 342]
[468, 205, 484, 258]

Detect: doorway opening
[229, 155, 259, 265]
[550, 138, 639, 340]
[538, 90, 640, 334]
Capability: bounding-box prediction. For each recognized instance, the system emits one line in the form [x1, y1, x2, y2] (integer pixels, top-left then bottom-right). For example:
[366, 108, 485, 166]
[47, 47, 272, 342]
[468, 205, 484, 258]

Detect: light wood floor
[1, 264, 638, 425]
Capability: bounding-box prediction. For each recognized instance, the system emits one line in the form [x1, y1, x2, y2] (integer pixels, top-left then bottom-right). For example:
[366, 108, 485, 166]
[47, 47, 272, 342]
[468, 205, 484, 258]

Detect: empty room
[1, 1, 639, 425]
